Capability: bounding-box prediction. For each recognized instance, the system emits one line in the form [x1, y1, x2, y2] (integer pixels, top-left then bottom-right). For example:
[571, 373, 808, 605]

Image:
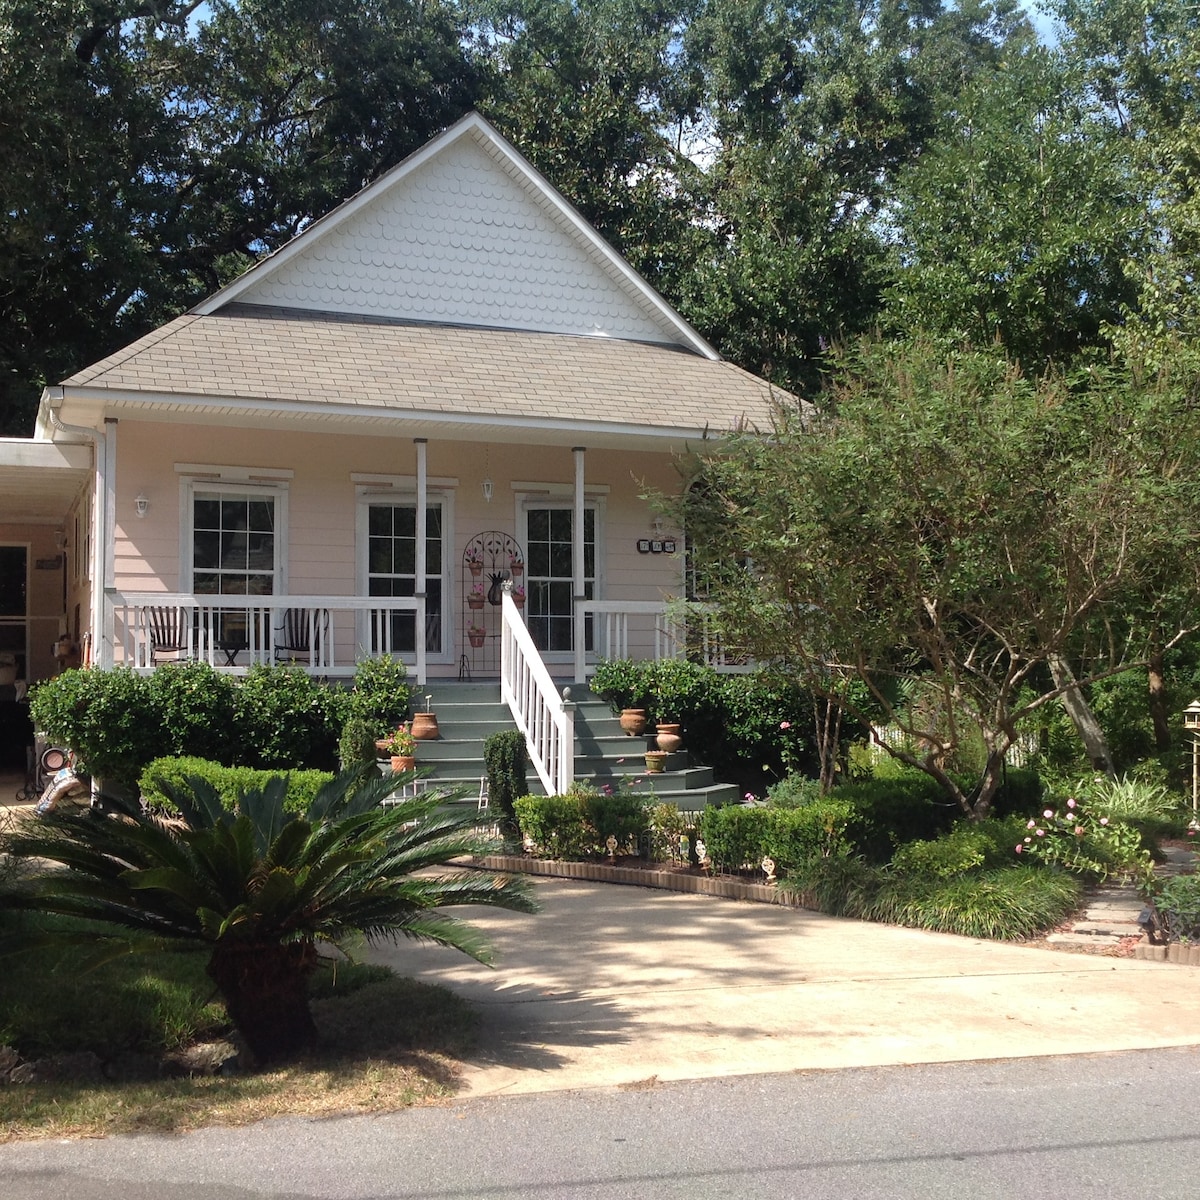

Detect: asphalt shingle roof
[64, 305, 790, 433]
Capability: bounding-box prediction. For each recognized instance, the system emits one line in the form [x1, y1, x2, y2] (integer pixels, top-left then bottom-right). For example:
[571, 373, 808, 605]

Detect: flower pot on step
[411, 712, 439, 740]
[619, 708, 647, 736]
[390, 755, 416, 773]
[645, 750, 669, 774]
[655, 723, 683, 753]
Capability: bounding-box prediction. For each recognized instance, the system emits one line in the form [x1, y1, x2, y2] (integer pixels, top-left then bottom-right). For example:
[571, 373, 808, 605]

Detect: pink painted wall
[112, 419, 686, 673]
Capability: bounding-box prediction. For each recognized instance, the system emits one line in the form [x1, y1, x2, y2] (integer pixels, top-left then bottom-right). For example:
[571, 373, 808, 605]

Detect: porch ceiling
[0, 440, 91, 524]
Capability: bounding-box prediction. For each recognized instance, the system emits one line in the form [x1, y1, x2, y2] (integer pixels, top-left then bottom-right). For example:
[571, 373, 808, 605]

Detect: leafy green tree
[885, 45, 1144, 371]
[677, 341, 1200, 818]
[1, 769, 536, 1062]
[0, 0, 480, 433]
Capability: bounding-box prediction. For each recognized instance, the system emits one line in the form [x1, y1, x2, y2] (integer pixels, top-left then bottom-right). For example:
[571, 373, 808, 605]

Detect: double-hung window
[364, 500, 444, 655]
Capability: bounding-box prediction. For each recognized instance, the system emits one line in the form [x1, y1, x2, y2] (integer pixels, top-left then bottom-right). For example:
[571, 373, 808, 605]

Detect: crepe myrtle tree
[675, 340, 1200, 819]
[0, 767, 536, 1062]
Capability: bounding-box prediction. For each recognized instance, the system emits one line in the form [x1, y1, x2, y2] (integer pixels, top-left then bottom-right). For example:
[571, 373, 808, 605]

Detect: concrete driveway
[369, 877, 1200, 1098]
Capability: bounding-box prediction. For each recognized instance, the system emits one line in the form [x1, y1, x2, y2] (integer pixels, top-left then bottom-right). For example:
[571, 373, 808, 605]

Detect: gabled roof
[194, 112, 718, 358]
[60, 306, 782, 448]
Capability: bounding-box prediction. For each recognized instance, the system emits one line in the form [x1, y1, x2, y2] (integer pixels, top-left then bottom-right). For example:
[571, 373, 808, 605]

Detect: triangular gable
[195, 112, 717, 358]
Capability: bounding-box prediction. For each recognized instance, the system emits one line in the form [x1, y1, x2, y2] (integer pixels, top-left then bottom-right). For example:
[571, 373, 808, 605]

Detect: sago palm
[0, 768, 537, 1062]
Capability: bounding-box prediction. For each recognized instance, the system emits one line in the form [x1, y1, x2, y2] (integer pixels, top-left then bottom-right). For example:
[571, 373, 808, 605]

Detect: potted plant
[511, 584, 526, 610]
[465, 546, 483, 576]
[380, 722, 416, 773]
[644, 750, 669, 774]
[411, 694, 439, 740]
[467, 621, 487, 648]
[509, 553, 524, 577]
[468, 581, 485, 609]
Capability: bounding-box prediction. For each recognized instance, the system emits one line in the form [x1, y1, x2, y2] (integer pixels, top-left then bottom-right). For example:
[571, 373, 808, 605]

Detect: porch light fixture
[482, 446, 493, 503]
[482, 477, 493, 503]
[134, 493, 149, 519]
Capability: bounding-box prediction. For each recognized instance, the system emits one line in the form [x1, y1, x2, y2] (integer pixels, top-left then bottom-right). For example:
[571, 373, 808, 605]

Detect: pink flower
[1027, 819, 1036, 829]
[1099, 817, 1109, 826]
[1066, 798, 1076, 809]
[1043, 809, 1054, 819]
[780, 721, 791, 730]
[745, 792, 756, 802]
[1015, 844, 1023, 853]
[1036, 829, 1046, 837]
[1024, 836, 1032, 844]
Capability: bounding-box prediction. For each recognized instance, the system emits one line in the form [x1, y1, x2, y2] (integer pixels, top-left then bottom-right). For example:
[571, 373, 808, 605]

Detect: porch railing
[501, 587, 575, 795]
[111, 592, 427, 680]
[574, 600, 757, 680]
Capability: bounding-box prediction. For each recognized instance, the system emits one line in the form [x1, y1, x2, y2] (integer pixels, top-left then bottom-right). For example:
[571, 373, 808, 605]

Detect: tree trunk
[1047, 653, 1115, 777]
[1148, 649, 1171, 753]
[813, 695, 843, 794]
[207, 941, 320, 1064]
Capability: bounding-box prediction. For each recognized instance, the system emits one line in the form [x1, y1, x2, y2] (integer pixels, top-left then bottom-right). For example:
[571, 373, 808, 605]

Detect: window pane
[222, 499, 249, 531]
[194, 499, 220, 529]
[193, 532, 220, 569]
[248, 501, 274, 532]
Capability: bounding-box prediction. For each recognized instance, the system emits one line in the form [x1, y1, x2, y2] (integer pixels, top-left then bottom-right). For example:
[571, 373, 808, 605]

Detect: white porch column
[99, 418, 117, 668]
[414, 437, 428, 684]
[573, 446, 586, 683]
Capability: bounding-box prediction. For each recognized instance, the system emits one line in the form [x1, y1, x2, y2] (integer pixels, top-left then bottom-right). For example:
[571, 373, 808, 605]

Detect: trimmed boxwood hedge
[139, 756, 334, 815]
[699, 801, 854, 875]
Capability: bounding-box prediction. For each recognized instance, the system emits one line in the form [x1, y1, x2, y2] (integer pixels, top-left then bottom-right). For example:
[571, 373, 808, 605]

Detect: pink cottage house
[0, 113, 780, 789]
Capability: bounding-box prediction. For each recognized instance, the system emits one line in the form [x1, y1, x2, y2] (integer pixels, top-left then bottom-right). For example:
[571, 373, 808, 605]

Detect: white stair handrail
[500, 586, 574, 795]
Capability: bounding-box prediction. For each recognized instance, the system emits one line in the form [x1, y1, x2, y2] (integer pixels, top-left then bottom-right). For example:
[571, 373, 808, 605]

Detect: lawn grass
[0, 916, 477, 1142]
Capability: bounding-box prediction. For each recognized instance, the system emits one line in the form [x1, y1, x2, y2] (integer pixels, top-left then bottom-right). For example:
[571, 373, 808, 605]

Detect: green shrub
[766, 774, 823, 808]
[140, 756, 334, 815]
[234, 664, 343, 770]
[513, 792, 593, 859]
[831, 776, 959, 861]
[585, 787, 647, 851]
[646, 802, 692, 862]
[867, 866, 1082, 940]
[30, 667, 160, 791]
[891, 817, 1028, 880]
[589, 659, 817, 781]
[338, 716, 379, 772]
[346, 656, 413, 730]
[700, 801, 853, 875]
[1016, 795, 1153, 884]
[483, 730, 528, 822]
[144, 663, 239, 763]
[784, 859, 1081, 940]
[1151, 874, 1200, 943]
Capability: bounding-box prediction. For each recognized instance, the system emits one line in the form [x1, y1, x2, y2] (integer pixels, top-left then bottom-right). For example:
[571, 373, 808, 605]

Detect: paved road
[2, 1048, 1198, 1199]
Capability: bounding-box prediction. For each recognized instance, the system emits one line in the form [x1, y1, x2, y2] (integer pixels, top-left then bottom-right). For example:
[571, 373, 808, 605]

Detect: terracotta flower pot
[390, 755, 416, 773]
[468, 631, 486, 648]
[412, 712, 439, 740]
[644, 751, 669, 774]
[468, 596, 484, 610]
[655, 723, 683, 753]
[468, 563, 482, 576]
[619, 708, 647, 736]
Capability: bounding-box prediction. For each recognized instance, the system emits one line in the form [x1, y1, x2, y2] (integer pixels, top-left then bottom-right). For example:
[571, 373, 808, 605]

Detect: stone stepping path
[1045, 844, 1196, 950]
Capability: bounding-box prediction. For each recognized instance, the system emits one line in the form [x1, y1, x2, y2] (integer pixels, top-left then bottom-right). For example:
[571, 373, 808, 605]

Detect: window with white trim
[364, 500, 444, 655]
[523, 504, 596, 654]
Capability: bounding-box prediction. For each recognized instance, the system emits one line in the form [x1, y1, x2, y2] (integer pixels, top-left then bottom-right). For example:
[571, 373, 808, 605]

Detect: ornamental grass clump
[1014, 796, 1152, 884]
[0, 768, 536, 1064]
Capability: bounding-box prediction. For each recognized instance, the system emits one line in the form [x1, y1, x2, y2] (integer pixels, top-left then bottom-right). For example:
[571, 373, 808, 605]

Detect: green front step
[406, 682, 738, 807]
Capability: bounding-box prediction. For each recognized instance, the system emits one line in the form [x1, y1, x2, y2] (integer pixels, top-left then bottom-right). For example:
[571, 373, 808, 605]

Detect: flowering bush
[1014, 796, 1152, 884]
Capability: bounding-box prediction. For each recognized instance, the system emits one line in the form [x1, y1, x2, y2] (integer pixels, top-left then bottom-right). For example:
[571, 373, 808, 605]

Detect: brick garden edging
[1133, 943, 1200, 965]
[475, 854, 797, 906]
